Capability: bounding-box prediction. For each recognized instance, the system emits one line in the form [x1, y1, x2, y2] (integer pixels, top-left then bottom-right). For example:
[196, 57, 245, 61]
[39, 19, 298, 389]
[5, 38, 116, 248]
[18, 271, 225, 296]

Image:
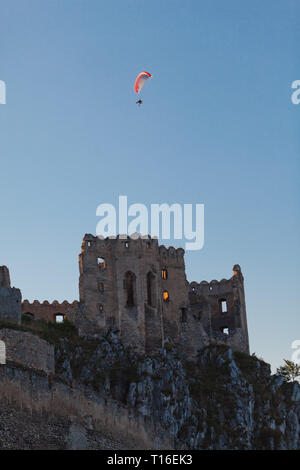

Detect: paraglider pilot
[134, 71, 151, 106]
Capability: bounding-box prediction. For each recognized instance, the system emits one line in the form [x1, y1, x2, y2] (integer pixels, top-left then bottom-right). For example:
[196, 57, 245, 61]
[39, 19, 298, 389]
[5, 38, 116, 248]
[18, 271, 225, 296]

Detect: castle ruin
[0, 266, 21, 324]
[1, 234, 250, 357]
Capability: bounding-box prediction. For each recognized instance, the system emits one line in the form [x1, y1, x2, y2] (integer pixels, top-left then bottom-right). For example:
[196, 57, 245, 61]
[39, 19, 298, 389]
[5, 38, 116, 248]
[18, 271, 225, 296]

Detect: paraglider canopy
[134, 71, 152, 94]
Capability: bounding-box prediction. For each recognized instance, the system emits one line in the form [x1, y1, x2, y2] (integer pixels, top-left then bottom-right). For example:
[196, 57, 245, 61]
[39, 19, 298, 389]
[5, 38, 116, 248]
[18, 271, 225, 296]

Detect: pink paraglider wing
[134, 71, 152, 93]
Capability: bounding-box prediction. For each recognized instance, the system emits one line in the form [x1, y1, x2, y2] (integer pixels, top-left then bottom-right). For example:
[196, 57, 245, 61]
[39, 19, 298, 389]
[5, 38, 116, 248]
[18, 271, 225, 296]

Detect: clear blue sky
[0, 0, 299, 371]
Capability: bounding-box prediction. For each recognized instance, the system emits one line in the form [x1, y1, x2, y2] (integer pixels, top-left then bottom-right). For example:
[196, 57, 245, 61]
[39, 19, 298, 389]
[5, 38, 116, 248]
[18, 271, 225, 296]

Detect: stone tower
[78, 234, 192, 353]
[0, 266, 10, 288]
[77, 234, 249, 355]
[0, 266, 22, 324]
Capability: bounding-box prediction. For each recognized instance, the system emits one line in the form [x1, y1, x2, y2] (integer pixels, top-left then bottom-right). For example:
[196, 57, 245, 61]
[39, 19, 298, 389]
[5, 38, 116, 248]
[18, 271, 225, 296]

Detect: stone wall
[78, 235, 190, 354]
[0, 287, 22, 324]
[188, 264, 250, 354]
[0, 266, 10, 288]
[210, 328, 249, 354]
[2, 237, 250, 359]
[0, 266, 22, 325]
[22, 300, 78, 322]
[0, 329, 54, 374]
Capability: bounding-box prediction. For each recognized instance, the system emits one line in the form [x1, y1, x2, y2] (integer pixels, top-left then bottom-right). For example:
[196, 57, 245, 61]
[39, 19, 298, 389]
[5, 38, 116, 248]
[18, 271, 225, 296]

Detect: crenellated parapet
[81, 233, 159, 254]
[189, 278, 234, 297]
[22, 299, 78, 322]
[159, 245, 185, 267]
[189, 265, 244, 297]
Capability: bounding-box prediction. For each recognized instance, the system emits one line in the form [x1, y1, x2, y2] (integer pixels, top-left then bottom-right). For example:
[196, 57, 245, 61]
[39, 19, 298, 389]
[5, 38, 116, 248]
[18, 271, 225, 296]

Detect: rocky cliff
[0, 324, 299, 450]
[55, 330, 299, 450]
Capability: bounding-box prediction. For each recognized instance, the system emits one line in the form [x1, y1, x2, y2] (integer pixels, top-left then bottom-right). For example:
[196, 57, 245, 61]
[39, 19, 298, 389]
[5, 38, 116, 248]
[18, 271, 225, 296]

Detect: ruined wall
[0, 266, 10, 288]
[0, 266, 21, 324]
[0, 329, 54, 374]
[177, 314, 210, 358]
[188, 264, 250, 354]
[210, 328, 249, 353]
[22, 300, 78, 322]
[3, 237, 250, 358]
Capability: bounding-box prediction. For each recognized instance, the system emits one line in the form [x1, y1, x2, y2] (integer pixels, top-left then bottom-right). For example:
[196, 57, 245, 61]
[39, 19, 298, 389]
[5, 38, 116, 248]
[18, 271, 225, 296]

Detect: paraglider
[134, 71, 152, 106]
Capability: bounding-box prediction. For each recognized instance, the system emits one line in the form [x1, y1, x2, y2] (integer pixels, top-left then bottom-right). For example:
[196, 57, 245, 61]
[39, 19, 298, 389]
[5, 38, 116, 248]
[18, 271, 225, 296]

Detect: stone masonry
[0, 234, 250, 358]
[0, 266, 21, 324]
[75, 234, 250, 356]
[0, 329, 54, 374]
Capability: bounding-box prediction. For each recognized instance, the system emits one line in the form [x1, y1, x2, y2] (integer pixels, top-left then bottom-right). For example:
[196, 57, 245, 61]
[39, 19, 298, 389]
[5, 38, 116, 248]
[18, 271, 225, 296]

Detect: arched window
[23, 312, 34, 321]
[97, 257, 106, 271]
[124, 271, 136, 307]
[98, 282, 104, 292]
[55, 314, 65, 323]
[161, 269, 168, 280]
[163, 290, 169, 302]
[147, 271, 156, 307]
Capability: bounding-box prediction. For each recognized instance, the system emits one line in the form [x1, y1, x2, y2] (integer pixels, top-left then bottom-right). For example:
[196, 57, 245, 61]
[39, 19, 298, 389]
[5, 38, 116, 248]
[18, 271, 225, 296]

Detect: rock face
[0, 326, 298, 449]
[55, 332, 299, 450]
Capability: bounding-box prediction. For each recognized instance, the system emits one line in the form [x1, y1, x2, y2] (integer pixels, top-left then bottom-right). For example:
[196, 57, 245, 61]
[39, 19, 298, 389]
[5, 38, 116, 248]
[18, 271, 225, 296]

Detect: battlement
[22, 299, 78, 322]
[189, 265, 243, 296]
[80, 234, 185, 274]
[82, 234, 184, 255]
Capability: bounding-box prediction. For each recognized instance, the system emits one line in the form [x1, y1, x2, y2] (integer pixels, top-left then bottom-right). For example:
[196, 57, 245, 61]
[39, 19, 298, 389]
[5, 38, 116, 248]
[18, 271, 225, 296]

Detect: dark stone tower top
[0, 266, 11, 288]
[0, 266, 21, 324]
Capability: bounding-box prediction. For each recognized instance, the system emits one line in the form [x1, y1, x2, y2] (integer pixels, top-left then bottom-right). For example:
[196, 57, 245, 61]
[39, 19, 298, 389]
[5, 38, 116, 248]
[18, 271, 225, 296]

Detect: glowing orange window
[163, 291, 169, 302]
[161, 269, 168, 280]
